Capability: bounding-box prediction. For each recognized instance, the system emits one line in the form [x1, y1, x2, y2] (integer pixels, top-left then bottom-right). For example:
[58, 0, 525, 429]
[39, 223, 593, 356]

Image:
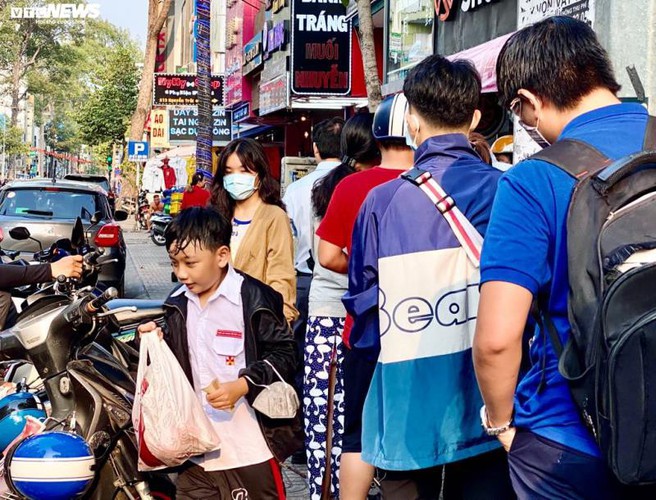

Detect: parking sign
[128, 141, 149, 161]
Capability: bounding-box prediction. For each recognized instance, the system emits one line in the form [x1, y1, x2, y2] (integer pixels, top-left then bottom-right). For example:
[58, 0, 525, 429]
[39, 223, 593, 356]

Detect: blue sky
[98, 0, 148, 48]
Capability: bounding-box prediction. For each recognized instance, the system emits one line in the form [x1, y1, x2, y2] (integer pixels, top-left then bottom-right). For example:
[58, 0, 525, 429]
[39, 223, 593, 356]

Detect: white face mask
[405, 114, 420, 151]
[223, 173, 257, 201]
[510, 96, 551, 149]
[520, 118, 551, 149]
[244, 360, 299, 419]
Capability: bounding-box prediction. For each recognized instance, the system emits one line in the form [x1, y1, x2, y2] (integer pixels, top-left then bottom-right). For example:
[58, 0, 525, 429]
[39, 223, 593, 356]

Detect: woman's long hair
[469, 132, 492, 165]
[186, 172, 204, 192]
[210, 138, 284, 218]
[311, 112, 380, 219]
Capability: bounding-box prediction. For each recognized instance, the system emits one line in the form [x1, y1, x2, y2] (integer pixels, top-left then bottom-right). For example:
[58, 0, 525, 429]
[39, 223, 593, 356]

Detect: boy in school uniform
[138, 206, 303, 499]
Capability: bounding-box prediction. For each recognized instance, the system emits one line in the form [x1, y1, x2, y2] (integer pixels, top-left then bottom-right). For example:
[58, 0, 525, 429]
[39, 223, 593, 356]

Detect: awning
[155, 145, 195, 159]
[447, 32, 514, 93]
[233, 124, 274, 138]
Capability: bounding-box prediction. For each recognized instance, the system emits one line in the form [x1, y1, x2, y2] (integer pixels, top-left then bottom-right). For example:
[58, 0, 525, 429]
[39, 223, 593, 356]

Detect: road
[121, 221, 310, 498]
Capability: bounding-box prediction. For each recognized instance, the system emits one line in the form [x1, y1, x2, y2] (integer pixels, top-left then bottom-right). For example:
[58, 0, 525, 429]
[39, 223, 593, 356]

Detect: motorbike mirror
[55, 238, 73, 252]
[9, 227, 31, 241]
[71, 217, 85, 249]
[113, 209, 128, 222]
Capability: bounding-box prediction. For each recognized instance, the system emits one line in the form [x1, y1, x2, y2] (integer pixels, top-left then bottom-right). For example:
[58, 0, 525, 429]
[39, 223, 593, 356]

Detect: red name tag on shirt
[215, 329, 242, 339]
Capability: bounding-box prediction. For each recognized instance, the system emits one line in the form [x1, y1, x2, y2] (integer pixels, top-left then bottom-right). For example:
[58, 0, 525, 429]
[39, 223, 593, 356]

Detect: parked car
[64, 174, 115, 208]
[0, 179, 129, 295]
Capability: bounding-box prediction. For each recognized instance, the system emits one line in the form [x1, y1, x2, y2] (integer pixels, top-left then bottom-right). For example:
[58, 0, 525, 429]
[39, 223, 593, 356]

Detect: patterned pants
[304, 316, 345, 500]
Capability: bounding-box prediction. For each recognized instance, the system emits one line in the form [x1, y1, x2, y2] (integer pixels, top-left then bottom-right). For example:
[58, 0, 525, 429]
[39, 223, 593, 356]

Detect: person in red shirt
[181, 173, 210, 209]
[316, 93, 415, 500]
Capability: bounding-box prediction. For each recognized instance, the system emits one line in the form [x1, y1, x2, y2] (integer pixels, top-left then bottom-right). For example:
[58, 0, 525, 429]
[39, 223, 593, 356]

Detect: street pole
[1, 118, 6, 181]
[196, 0, 213, 173]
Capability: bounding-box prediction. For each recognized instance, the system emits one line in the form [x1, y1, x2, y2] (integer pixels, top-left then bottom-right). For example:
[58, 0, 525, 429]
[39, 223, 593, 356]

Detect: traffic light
[106, 155, 112, 172]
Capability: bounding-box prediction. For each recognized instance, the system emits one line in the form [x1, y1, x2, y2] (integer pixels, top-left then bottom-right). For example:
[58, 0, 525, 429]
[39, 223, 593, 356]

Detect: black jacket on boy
[161, 271, 304, 462]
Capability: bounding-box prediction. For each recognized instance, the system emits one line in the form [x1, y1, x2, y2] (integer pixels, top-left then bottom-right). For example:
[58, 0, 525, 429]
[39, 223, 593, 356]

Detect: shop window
[386, 0, 434, 84]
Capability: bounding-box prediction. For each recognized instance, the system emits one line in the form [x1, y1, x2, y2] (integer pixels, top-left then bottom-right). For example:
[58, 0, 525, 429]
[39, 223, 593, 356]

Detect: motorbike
[149, 213, 171, 247]
[0, 218, 172, 499]
[136, 192, 150, 231]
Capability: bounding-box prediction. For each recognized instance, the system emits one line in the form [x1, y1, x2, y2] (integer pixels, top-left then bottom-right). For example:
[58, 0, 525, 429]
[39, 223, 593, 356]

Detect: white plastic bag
[132, 332, 220, 471]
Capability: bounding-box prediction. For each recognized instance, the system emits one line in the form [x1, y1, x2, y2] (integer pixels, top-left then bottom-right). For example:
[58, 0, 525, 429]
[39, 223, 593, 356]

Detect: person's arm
[264, 208, 299, 323]
[0, 255, 83, 289]
[474, 282, 532, 449]
[342, 196, 381, 353]
[318, 239, 348, 273]
[316, 184, 349, 273]
[473, 169, 552, 450]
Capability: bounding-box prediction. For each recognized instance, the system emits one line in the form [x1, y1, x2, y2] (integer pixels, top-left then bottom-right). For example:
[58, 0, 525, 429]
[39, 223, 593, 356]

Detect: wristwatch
[480, 405, 513, 436]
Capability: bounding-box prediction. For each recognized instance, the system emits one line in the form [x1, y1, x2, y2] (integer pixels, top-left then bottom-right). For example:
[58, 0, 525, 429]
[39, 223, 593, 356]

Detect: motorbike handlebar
[85, 287, 118, 314]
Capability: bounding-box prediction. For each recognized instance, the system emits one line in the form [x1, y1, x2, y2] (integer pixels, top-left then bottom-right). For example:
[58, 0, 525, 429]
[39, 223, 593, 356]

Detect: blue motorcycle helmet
[0, 392, 46, 451]
[4, 431, 96, 500]
[372, 92, 410, 141]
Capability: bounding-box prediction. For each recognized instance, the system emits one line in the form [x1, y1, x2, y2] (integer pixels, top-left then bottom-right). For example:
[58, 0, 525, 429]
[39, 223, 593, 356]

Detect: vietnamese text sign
[518, 0, 595, 29]
[243, 32, 263, 75]
[291, 0, 352, 95]
[150, 109, 170, 149]
[233, 102, 250, 123]
[260, 75, 288, 115]
[153, 73, 225, 106]
[168, 108, 233, 144]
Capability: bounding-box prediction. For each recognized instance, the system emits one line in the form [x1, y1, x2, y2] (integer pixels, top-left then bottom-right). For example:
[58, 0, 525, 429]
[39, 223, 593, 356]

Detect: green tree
[77, 45, 140, 146]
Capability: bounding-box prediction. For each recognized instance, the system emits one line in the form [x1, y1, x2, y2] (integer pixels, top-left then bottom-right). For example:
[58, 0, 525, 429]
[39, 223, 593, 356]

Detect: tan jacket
[233, 203, 299, 323]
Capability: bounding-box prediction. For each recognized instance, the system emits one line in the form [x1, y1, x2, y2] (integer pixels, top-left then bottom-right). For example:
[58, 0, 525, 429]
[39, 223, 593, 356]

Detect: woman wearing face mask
[210, 138, 299, 324]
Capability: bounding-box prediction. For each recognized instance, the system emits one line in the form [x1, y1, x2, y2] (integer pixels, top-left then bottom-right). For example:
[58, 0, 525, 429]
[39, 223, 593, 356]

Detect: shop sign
[518, 0, 595, 29]
[262, 52, 288, 82]
[168, 108, 233, 144]
[435, 0, 500, 20]
[389, 32, 402, 53]
[225, 55, 243, 106]
[233, 102, 250, 123]
[260, 75, 288, 115]
[153, 73, 224, 106]
[150, 109, 170, 149]
[263, 20, 289, 59]
[243, 33, 263, 75]
[291, 0, 351, 96]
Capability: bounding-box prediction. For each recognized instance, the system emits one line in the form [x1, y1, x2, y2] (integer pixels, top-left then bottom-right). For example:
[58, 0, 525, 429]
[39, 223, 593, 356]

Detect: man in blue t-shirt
[473, 16, 649, 499]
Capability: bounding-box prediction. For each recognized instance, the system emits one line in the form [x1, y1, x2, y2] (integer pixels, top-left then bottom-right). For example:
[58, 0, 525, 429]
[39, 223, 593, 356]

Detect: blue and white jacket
[343, 134, 502, 471]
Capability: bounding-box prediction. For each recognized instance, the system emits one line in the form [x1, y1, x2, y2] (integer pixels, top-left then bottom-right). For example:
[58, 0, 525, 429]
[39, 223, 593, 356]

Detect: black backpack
[532, 115, 656, 485]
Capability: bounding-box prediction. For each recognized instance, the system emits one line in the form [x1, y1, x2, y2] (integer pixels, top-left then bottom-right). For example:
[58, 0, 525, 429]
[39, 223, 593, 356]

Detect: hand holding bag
[132, 332, 220, 471]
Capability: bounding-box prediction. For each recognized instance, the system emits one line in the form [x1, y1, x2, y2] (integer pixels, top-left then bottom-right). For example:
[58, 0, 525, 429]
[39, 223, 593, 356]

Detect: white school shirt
[171, 266, 273, 471]
[282, 160, 341, 274]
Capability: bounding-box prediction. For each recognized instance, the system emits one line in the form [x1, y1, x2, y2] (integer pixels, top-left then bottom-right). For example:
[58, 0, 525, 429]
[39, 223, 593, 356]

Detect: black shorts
[175, 459, 286, 499]
[508, 430, 611, 500]
[377, 448, 514, 500]
[342, 346, 377, 454]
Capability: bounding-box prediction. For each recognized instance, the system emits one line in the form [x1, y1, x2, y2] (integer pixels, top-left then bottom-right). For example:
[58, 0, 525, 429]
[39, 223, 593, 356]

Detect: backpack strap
[402, 167, 483, 267]
[531, 139, 611, 180]
[643, 115, 656, 150]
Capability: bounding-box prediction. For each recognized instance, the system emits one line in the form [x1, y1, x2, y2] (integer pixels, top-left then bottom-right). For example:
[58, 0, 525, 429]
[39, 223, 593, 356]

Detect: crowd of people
[139, 15, 656, 500]
[6, 13, 654, 500]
